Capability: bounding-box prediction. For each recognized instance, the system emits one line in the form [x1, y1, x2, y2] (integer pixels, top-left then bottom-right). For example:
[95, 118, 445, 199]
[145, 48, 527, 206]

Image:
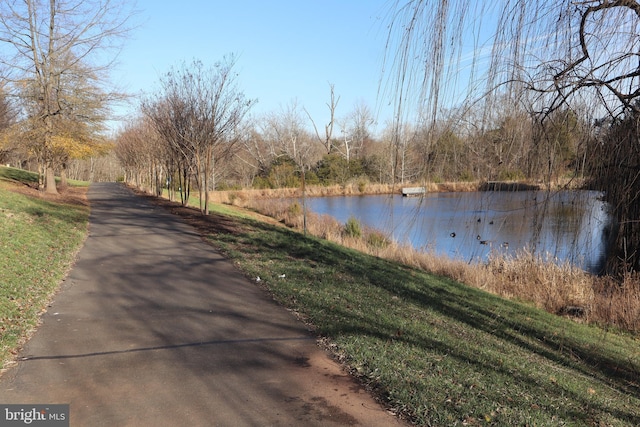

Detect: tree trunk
[45, 164, 58, 194]
[60, 165, 68, 189]
[90, 157, 95, 182]
[38, 159, 45, 191]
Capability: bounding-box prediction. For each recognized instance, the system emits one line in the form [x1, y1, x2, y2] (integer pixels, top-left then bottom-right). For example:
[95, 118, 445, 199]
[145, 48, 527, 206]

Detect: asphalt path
[0, 183, 404, 426]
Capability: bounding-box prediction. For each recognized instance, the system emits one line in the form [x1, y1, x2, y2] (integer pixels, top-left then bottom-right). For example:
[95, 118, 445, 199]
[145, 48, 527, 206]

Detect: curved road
[0, 183, 404, 426]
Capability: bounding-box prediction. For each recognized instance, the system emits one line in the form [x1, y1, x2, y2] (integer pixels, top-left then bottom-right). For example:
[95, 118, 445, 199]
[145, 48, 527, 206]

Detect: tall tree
[115, 116, 164, 195]
[306, 83, 340, 154]
[142, 95, 195, 205]
[263, 100, 319, 233]
[265, 100, 317, 167]
[0, 0, 134, 193]
[337, 101, 374, 163]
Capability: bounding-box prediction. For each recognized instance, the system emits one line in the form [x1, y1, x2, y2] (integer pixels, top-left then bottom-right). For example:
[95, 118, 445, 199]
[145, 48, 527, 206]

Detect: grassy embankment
[148, 188, 640, 426]
[209, 184, 640, 334]
[0, 166, 89, 370]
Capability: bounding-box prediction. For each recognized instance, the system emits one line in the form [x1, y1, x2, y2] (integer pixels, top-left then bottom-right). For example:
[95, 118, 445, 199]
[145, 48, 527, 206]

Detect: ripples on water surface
[304, 190, 612, 274]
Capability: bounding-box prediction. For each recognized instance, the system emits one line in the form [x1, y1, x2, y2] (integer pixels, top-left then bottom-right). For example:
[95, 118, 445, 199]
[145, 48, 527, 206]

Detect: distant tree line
[114, 83, 593, 196]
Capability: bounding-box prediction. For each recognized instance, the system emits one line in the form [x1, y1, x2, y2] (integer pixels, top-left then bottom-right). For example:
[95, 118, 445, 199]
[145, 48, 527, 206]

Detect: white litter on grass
[278, 274, 286, 278]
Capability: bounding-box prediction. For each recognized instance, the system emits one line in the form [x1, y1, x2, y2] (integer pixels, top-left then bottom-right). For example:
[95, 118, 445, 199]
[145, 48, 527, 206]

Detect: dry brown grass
[210, 183, 398, 206]
[239, 196, 640, 333]
[590, 274, 640, 332]
[211, 177, 584, 207]
[211, 181, 489, 207]
[483, 251, 594, 312]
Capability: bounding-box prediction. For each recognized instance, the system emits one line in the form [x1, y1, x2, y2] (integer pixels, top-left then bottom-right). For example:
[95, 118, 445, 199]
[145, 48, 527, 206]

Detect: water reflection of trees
[529, 191, 608, 273]
[589, 113, 640, 276]
[307, 190, 610, 274]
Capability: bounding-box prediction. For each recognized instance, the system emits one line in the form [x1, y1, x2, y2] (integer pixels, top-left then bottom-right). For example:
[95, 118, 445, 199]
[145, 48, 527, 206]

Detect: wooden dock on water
[402, 187, 426, 197]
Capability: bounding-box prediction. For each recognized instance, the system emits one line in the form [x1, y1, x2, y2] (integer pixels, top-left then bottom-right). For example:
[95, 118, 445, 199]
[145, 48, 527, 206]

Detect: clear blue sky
[111, 0, 397, 134]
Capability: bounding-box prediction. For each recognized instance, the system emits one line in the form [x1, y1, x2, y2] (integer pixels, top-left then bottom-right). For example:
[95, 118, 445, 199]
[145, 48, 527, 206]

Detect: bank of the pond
[211, 182, 479, 203]
[207, 177, 585, 205]
[143, 192, 640, 426]
[218, 188, 637, 334]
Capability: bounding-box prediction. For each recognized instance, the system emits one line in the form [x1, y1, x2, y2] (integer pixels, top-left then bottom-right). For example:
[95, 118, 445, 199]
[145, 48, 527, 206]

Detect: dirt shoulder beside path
[0, 182, 405, 426]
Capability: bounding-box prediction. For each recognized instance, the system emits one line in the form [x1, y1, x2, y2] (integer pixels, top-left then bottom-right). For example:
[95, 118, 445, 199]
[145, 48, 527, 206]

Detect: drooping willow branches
[384, 0, 640, 275]
[383, 0, 640, 122]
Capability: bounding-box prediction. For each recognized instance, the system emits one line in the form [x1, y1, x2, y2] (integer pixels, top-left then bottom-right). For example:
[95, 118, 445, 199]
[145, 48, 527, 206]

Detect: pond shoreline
[211, 177, 586, 203]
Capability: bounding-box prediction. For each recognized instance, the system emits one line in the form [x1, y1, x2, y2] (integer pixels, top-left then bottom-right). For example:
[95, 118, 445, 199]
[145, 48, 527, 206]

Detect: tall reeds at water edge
[230, 195, 639, 334]
[208, 181, 486, 204]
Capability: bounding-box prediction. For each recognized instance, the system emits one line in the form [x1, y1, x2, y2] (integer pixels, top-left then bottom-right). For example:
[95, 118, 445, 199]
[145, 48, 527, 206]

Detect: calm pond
[303, 190, 612, 274]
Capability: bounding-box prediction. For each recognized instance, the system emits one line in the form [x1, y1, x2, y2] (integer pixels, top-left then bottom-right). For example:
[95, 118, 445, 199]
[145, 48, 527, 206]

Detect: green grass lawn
[0, 166, 89, 368]
[180, 204, 640, 426]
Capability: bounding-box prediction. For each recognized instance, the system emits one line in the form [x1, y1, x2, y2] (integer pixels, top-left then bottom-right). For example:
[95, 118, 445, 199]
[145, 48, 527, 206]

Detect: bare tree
[265, 100, 321, 234]
[115, 117, 152, 190]
[305, 83, 340, 154]
[238, 118, 276, 181]
[349, 101, 374, 159]
[337, 101, 374, 163]
[144, 58, 254, 215]
[386, 0, 640, 128]
[265, 100, 317, 166]
[0, 0, 134, 193]
[142, 93, 196, 205]
[379, 120, 419, 185]
[227, 121, 267, 188]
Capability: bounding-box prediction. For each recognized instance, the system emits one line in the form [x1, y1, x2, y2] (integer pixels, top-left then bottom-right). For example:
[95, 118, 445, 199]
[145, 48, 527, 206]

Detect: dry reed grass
[591, 274, 640, 332]
[210, 181, 487, 207]
[211, 177, 581, 207]
[484, 251, 594, 312]
[238, 195, 640, 333]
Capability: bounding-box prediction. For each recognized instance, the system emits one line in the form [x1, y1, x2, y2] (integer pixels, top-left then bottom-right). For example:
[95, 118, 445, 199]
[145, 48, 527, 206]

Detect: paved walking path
[0, 183, 403, 426]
